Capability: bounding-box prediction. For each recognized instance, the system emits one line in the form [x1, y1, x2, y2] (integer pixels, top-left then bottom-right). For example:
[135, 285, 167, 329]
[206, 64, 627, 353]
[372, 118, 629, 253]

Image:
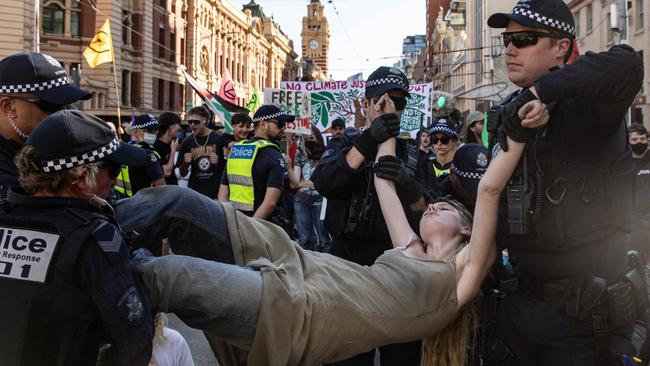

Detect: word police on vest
[0, 227, 60, 283]
[230, 145, 257, 160]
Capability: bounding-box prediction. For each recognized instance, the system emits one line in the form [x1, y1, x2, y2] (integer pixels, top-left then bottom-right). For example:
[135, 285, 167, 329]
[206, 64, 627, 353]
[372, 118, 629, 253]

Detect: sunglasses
[99, 160, 122, 179]
[186, 119, 204, 126]
[267, 119, 286, 129]
[9, 96, 42, 104]
[501, 31, 564, 49]
[432, 136, 452, 145]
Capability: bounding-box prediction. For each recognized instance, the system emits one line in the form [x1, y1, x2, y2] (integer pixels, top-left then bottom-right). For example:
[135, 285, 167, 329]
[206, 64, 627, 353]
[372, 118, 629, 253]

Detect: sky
[230, 0, 427, 80]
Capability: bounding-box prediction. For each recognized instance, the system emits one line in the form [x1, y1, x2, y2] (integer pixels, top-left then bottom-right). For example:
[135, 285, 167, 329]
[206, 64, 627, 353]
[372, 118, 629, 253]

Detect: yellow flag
[83, 19, 114, 68]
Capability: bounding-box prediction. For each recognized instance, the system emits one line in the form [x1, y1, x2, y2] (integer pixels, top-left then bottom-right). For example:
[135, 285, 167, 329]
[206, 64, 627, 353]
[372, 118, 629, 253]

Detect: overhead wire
[327, 0, 363, 65]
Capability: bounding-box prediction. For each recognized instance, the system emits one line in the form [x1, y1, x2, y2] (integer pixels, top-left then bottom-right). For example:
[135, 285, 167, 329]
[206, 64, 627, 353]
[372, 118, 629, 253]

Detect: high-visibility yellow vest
[114, 143, 160, 197]
[226, 139, 282, 212]
[433, 162, 450, 178]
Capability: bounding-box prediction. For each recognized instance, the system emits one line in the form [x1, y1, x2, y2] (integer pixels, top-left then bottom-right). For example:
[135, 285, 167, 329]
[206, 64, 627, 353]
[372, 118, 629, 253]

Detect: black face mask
[305, 141, 324, 160]
[632, 142, 648, 155]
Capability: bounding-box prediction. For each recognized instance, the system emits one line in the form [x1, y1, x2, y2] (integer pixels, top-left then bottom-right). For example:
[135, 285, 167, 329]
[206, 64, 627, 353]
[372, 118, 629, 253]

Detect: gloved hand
[492, 88, 539, 151]
[374, 155, 423, 203]
[353, 114, 401, 160]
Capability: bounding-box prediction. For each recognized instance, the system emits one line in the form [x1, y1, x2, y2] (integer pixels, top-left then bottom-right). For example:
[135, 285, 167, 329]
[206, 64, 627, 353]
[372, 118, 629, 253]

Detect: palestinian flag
[183, 70, 232, 133]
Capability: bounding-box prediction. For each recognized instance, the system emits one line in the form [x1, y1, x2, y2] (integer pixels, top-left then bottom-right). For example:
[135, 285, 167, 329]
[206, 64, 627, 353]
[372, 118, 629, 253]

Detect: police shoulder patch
[117, 286, 144, 326]
[91, 221, 126, 262]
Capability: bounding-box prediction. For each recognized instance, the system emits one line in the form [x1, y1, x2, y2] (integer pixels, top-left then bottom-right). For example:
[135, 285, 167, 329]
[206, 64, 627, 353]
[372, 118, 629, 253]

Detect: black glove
[374, 155, 423, 203]
[491, 88, 539, 152]
[353, 113, 401, 160]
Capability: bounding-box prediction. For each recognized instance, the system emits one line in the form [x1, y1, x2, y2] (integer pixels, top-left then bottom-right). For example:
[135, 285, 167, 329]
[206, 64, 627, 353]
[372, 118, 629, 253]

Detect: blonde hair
[421, 197, 476, 366]
[15, 145, 100, 194]
[153, 312, 168, 346]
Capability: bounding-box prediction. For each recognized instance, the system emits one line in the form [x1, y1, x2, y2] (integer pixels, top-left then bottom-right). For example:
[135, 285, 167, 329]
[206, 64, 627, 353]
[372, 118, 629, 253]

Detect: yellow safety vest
[433, 162, 450, 178]
[114, 143, 160, 197]
[226, 139, 282, 212]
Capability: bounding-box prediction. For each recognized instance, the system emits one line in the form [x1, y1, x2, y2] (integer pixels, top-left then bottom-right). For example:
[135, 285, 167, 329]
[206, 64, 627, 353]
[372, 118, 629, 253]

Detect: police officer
[437, 143, 489, 212]
[114, 114, 166, 197]
[218, 105, 288, 221]
[1, 110, 154, 365]
[484, 0, 644, 364]
[430, 117, 459, 179]
[312, 66, 425, 366]
[0, 51, 91, 197]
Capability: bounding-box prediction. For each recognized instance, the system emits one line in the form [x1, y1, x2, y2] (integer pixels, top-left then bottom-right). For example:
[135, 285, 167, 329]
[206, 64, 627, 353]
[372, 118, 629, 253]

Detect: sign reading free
[264, 89, 312, 135]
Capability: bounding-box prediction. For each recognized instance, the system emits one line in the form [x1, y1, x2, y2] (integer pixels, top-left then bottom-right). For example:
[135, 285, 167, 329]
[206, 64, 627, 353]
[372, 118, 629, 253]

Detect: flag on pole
[183, 70, 233, 133]
[83, 19, 114, 68]
[245, 88, 260, 112]
[218, 68, 237, 105]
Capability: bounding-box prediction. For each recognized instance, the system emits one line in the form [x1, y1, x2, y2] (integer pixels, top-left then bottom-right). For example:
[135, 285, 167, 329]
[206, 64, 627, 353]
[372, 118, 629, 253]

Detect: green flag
[481, 112, 489, 148]
[246, 89, 260, 112]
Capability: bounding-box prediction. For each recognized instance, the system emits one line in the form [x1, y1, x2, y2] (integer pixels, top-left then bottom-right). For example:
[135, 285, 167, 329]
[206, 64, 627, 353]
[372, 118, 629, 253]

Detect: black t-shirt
[128, 142, 164, 194]
[221, 137, 285, 213]
[0, 135, 20, 198]
[153, 139, 178, 185]
[176, 132, 222, 198]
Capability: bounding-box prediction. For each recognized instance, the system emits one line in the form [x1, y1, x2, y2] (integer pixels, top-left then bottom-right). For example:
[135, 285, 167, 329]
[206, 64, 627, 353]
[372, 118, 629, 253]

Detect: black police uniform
[486, 45, 643, 365]
[128, 141, 164, 194]
[0, 188, 154, 366]
[0, 135, 20, 198]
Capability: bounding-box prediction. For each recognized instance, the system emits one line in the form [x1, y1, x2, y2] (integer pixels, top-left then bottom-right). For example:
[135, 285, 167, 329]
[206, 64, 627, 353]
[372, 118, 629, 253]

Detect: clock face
[309, 40, 320, 50]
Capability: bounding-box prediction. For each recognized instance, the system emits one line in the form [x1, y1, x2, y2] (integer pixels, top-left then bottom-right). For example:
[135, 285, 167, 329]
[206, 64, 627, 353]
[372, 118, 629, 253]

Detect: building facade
[568, 0, 650, 126]
[395, 35, 427, 83]
[0, 0, 298, 122]
[301, 0, 329, 79]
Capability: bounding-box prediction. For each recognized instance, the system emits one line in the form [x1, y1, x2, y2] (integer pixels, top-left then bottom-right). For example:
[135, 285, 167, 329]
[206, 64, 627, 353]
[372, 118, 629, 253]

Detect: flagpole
[110, 19, 121, 133]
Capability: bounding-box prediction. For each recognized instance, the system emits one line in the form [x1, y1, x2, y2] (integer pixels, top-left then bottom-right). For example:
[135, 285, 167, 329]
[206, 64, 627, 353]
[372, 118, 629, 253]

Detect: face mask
[632, 142, 647, 155]
[143, 132, 157, 145]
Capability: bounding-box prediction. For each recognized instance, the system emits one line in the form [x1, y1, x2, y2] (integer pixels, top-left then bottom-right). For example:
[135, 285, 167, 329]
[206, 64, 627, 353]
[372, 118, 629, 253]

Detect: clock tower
[301, 0, 330, 79]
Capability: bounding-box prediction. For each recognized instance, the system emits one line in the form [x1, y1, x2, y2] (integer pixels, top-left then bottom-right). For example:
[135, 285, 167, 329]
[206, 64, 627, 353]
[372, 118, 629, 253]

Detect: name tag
[0, 227, 60, 283]
[229, 145, 256, 160]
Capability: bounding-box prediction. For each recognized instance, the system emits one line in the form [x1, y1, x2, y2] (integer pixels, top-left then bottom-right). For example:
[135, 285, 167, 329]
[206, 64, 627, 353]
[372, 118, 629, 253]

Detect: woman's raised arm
[374, 138, 417, 248]
[455, 138, 525, 307]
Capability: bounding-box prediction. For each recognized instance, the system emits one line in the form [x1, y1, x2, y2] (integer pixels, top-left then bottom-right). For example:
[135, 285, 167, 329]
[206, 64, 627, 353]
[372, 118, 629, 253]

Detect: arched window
[43, 3, 64, 34]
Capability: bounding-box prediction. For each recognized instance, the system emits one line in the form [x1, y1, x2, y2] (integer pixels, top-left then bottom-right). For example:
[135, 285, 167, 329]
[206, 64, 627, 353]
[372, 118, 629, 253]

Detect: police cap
[488, 0, 576, 39]
[26, 110, 147, 172]
[365, 66, 411, 98]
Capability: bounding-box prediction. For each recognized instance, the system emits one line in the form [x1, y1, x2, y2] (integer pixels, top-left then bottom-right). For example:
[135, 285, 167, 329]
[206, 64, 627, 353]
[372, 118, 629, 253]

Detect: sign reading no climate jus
[0, 227, 60, 283]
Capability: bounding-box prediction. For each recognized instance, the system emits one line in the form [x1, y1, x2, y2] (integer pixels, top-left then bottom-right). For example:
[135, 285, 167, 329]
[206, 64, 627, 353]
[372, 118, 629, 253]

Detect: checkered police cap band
[41, 137, 121, 172]
[366, 77, 408, 90]
[253, 111, 288, 123]
[451, 163, 484, 180]
[511, 7, 576, 37]
[431, 125, 458, 137]
[132, 119, 158, 130]
[0, 76, 70, 94]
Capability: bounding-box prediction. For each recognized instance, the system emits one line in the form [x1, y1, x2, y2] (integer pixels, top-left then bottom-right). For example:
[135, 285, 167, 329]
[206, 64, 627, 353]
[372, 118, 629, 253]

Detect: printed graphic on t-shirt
[192, 145, 216, 179]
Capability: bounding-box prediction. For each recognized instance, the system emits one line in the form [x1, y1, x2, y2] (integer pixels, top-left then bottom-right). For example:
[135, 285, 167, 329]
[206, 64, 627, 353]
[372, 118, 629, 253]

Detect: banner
[264, 88, 311, 135]
[278, 80, 431, 137]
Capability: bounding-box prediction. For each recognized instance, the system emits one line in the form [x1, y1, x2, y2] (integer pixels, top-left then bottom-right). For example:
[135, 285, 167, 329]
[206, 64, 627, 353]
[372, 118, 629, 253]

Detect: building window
[158, 79, 165, 110]
[159, 0, 166, 8]
[169, 30, 176, 62]
[168, 82, 175, 110]
[70, 63, 80, 86]
[121, 70, 131, 107]
[586, 4, 593, 32]
[180, 37, 185, 65]
[122, 10, 132, 45]
[158, 27, 165, 59]
[71, 4, 80, 37]
[637, 0, 645, 30]
[43, 3, 64, 34]
[574, 10, 580, 37]
[607, 12, 614, 42]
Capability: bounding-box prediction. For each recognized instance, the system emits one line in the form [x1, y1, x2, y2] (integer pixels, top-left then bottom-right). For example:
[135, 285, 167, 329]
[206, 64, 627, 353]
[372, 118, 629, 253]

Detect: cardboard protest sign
[279, 80, 431, 137]
[264, 88, 311, 135]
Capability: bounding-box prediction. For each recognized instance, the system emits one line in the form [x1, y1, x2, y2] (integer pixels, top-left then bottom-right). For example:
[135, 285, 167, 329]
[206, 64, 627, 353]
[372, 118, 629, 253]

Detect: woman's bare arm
[455, 138, 525, 307]
[374, 137, 417, 248]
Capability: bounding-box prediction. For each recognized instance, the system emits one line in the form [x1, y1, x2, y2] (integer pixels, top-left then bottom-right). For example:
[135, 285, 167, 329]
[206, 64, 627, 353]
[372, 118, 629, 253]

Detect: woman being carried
[132, 97, 533, 366]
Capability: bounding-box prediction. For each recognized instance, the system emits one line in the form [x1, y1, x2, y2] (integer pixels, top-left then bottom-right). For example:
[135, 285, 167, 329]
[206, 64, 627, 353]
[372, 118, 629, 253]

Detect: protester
[114, 114, 166, 197]
[330, 117, 346, 139]
[3, 110, 154, 365]
[484, 0, 644, 363]
[430, 117, 459, 179]
[313, 66, 427, 365]
[155, 112, 182, 185]
[150, 313, 194, 366]
[462, 111, 485, 145]
[0, 51, 91, 197]
[628, 124, 650, 261]
[177, 106, 222, 199]
[218, 105, 288, 222]
[287, 127, 331, 252]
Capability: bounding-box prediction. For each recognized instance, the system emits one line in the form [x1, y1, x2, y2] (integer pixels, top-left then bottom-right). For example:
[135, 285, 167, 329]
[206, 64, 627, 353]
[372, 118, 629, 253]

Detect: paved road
[167, 313, 219, 366]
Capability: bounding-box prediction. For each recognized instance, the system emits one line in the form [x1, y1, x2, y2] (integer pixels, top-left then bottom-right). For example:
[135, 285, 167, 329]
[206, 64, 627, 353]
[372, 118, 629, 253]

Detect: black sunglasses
[501, 31, 564, 49]
[267, 119, 286, 129]
[187, 119, 204, 126]
[99, 160, 122, 179]
[432, 136, 451, 145]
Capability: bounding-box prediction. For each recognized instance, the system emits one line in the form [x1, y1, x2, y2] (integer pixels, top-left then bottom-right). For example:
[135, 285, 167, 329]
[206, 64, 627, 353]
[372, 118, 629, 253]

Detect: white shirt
[150, 328, 195, 366]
